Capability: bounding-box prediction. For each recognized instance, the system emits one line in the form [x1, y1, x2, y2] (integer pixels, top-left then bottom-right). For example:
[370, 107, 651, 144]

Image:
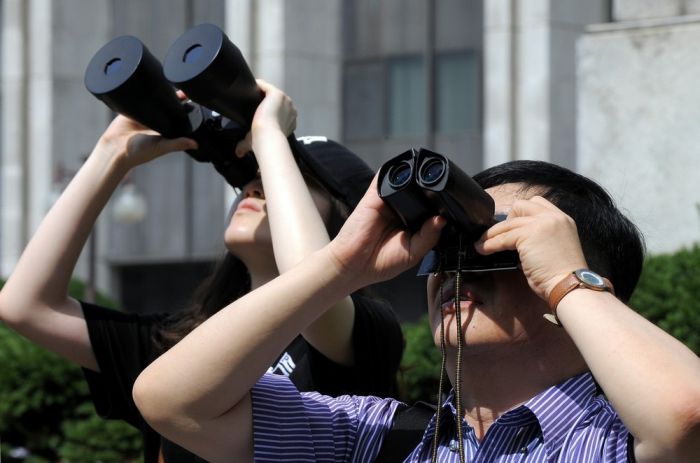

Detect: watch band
[545, 269, 614, 325]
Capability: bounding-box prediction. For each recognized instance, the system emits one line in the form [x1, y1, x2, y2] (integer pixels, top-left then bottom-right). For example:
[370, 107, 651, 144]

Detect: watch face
[575, 269, 606, 288]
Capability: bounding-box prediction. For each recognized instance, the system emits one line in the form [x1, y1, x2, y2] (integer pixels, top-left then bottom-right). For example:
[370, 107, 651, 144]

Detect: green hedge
[398, 245, 700, 404]
[0, 279, 142, 462]
[628, 245, 700, 354]
[397, 313, 443, 405]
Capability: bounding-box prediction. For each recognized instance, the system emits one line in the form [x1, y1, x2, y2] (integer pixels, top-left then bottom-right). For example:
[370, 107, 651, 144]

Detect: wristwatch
[544, 269, 615, 325]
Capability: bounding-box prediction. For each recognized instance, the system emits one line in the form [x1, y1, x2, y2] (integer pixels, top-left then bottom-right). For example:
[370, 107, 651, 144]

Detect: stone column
[483, 0, 607, 168]
[222, 0, 342, 203]
[0, 0, 29, 275]
[0, 0, 111, 279]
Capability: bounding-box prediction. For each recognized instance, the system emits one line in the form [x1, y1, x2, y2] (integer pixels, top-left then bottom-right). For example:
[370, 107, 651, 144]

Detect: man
[133, 160, 700, 462]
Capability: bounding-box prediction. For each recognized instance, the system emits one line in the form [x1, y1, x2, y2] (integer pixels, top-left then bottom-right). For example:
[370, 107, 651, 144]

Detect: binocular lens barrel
[387, 161, 413, 189]
[84, 35, 192, 139]
[418, 158, 446, 186]
[163, 23, 263, 128]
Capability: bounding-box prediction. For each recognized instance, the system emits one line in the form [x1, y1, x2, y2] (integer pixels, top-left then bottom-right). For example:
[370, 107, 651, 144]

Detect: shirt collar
[434, 372, 598, 448]
[523, 371, 599, 454]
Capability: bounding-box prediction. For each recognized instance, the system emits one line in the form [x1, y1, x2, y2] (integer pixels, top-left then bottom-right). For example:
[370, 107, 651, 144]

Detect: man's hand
[328, 176, 446, 290]
[475, 196, 588, 302]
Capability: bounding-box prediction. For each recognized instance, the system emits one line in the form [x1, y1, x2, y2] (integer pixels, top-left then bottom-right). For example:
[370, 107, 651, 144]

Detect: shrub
[397, 314, 442, 405]
[59, 403, 142, 463]
[0, 279, 142, 462]
[628, 245, 700, 355]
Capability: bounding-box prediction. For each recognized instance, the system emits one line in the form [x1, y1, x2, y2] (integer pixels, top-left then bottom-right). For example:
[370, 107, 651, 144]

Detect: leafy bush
[629, 245, 700, 355]
[397, 314, 442, 405]
[59, 403, 142, 463]
[398, 246, 700, 404]
[0, 279, 142, 462]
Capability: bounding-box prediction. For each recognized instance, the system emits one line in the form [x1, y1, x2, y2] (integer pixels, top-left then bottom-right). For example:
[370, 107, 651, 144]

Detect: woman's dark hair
[154, 138, 372, 351]
[154, 177, 352, 351]
[154, 253, 251, 351]
[473, 160, 645, 302]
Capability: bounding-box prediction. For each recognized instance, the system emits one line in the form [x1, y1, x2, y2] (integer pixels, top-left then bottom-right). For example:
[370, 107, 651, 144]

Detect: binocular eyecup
[377, 148, 520, 273]
[84, 23, 262, 188]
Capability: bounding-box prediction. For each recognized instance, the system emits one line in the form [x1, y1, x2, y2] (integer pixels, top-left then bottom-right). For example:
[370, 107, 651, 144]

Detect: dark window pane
[388, 56, 425, 136]
[437, 52, 480, 133]
[344, 62, 384, 140]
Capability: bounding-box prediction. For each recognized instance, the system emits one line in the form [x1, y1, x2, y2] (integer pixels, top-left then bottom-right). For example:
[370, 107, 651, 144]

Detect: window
[343, 62, 385, 140]
[437, 52, 480, 133]
[388, 56, 426, 136]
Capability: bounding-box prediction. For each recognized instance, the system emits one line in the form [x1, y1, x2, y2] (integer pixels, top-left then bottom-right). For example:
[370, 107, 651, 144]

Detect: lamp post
[84, 180, 147, 303]
[81, 180, 149, 303]
[84, 229, 97, 303]
[49, 156, 148, 303]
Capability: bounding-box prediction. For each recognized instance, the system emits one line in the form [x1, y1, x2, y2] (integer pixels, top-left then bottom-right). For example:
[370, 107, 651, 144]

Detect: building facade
[1, 0, 698, 320]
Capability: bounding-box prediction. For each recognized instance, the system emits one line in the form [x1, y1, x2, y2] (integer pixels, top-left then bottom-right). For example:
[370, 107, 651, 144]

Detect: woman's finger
[235, 132, 253, 158]
[159, 136, 197, 154]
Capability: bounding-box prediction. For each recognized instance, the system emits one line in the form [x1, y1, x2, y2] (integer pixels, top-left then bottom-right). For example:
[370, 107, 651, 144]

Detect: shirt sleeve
[251, 373, 401, 463]
[80, 301, 164, 429]
[560, 397, 633, 462]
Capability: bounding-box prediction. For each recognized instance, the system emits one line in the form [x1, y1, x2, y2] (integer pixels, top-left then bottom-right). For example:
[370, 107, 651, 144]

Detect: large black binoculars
[84, 23, 261, 188]
[377, 148, 519, 273]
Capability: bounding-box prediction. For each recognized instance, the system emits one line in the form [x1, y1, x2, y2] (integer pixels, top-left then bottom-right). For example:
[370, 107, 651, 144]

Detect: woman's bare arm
[0, 116, 195, 370]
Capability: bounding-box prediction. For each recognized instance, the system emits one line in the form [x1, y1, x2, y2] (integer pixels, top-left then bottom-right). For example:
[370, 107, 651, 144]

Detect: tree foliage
[0, 279, 142, 462]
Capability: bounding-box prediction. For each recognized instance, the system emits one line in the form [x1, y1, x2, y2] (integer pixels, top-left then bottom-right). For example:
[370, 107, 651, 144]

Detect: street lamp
[48, 161, 148, 303]
[112, 182, 148, 224]
[83, 180, 147, 303]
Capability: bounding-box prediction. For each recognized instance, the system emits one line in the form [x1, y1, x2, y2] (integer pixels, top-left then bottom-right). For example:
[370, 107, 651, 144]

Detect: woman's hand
[235, 79, 297, 158]
[96, 114, 197, 171]
[475, 196, 588, 302]
[327, 176, 446, 290]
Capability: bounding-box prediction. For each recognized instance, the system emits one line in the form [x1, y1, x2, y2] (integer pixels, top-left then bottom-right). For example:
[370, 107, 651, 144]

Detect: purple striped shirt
[251, 372, 631, 462]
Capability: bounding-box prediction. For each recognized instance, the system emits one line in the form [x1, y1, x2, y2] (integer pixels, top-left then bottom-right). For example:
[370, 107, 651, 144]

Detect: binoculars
[84, 23, 262, 188]
[377, 149, 519, 273]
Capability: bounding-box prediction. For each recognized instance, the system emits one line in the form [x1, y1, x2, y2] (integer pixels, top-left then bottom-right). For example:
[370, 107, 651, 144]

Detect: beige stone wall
[578, 17, 700, 253]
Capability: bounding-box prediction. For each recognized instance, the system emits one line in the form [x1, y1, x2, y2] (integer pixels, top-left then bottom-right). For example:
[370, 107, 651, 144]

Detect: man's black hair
[473, 160, 645, 302]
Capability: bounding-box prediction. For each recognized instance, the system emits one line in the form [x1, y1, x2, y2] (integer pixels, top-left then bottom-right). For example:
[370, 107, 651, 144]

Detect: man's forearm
[558, 290, 700, 460]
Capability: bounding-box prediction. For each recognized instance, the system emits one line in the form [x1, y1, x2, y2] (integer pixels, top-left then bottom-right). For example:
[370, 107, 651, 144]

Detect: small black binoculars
[377, 148, 519, 273]
[84, 23, 261, 188]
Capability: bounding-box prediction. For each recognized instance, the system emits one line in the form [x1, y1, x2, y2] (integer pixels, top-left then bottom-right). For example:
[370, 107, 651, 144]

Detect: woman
[0, 81, 404, 462]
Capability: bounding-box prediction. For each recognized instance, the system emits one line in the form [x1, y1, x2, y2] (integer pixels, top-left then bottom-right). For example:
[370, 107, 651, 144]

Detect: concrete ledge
[587, 14, 700, 33]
